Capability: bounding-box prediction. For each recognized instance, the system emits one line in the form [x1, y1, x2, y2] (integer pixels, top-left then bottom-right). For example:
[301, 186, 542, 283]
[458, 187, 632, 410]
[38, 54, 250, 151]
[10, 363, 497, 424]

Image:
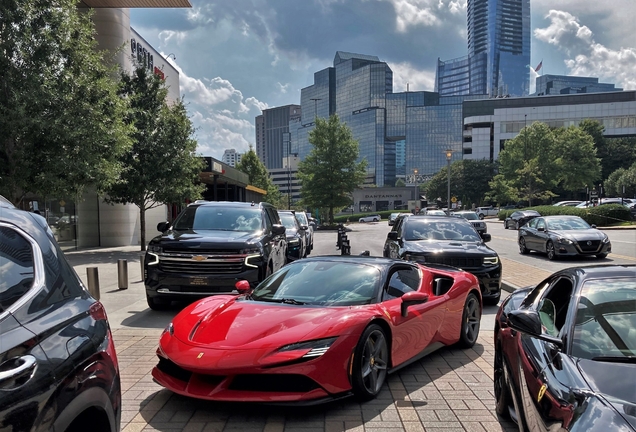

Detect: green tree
[235, 148, 284, 208]
[488, 122, 559, 205]
[604, 163, 636, 198]
[297, 115, 367, 223]
[105, 66, 205, 250]
[0, 0, 131, 204]
[395, 178, 406, 187]
[424, 159, 496, 207]
[553, 126, 601, 192]
[579, 120, 636, 181]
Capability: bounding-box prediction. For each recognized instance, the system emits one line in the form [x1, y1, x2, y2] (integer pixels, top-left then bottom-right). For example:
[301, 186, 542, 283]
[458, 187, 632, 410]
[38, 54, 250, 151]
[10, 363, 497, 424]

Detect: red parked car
[152, 256, 482, 403]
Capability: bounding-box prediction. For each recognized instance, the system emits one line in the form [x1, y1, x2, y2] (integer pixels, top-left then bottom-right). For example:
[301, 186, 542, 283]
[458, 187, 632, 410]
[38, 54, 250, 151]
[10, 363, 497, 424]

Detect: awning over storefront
[81, 0, 191, 7]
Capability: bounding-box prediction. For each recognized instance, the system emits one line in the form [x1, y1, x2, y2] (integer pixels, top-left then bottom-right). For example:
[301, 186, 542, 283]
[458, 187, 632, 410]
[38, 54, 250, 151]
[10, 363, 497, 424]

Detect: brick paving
[114, 329, 516, 432]
[500, 257, 552, 290]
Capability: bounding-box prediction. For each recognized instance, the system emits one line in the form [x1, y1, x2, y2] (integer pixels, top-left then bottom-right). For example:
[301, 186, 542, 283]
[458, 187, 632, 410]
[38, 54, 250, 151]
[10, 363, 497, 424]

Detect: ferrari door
[382, 267, 445, 366]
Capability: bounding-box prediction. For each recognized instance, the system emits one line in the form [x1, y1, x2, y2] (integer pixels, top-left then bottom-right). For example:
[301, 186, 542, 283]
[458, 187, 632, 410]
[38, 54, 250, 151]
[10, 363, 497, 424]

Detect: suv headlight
[147, 245, 162, 265]
[242, 247, 262, 268]
[148, 245, 163, 253]
[483, 256, 499, 266]
[404, 254, 424, 262]
[288, 238, 300, 245]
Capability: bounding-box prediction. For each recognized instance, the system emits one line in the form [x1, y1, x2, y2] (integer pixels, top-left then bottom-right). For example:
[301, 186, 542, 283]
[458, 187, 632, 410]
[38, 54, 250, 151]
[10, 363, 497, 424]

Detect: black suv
[0, 198, 121, 431]
[383, 215, 502, 305]
[144, 201, 287, 309]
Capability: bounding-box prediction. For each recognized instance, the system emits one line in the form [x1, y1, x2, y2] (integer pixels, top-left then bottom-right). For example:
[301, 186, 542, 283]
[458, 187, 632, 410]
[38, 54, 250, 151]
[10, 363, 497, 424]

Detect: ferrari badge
[197, 353, 204, 359]
[537, 383, 547, 402]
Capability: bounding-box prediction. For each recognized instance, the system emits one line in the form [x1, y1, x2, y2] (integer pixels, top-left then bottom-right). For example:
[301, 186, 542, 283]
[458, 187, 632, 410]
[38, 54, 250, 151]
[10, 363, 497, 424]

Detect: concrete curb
[501, 280, 519, 293]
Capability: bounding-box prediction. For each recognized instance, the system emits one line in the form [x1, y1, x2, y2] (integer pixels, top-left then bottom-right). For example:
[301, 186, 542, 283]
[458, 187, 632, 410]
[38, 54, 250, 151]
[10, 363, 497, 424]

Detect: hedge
[497, 204, 632, 226]
[333, 210, 412, 224]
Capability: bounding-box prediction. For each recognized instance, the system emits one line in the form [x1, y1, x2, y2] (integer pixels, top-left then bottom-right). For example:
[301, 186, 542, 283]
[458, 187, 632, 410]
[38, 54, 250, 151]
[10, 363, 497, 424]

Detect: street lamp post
[413, 168, 419, 213]
[445, 149, 453, 213]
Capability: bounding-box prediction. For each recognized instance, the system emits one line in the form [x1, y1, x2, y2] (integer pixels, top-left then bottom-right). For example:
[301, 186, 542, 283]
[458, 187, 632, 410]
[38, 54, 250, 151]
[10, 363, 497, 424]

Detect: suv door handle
[0, 355, 37, 388]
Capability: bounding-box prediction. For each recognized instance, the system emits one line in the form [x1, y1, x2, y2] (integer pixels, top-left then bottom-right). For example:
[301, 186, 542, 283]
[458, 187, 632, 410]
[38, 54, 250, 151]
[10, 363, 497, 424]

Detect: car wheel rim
[494, 350, 504, 401]
[547, 242, 555, 259]
[519, 238, 526, 253]
[464, 296, 480, 343]
[360, 330, 388, 395]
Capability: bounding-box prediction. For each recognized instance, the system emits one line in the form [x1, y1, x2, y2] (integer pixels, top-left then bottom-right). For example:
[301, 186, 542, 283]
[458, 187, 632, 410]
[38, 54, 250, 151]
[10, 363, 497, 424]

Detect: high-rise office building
[221, 148, 243, 167]
[255, 105, 301, 169]
[535, 75, 622, 95]
[436, 0, 530, 97]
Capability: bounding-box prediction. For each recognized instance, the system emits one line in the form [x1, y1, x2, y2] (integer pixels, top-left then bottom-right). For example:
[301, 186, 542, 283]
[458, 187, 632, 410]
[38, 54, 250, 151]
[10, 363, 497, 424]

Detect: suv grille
[158, 252, 246, 275]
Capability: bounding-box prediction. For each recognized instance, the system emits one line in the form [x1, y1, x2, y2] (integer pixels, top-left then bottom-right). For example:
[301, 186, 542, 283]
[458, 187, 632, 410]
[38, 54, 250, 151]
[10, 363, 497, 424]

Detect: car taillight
[89, 301, 107, 321]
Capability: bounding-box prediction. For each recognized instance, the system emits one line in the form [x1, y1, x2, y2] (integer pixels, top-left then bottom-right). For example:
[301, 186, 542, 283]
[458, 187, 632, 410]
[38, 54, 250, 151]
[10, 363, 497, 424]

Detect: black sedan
[383, 216, 502, 305]
[0, 198, 121, 431]
[494, 265, 636, 431]
[518, 215, 611, 260]
[279, 210, 307, 261]
[504, 210, 541, 230]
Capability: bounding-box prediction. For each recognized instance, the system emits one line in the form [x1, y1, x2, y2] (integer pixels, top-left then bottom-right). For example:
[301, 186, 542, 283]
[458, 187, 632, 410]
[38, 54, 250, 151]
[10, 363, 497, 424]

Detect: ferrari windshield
[571, 278, 636, 361]
[250, 260, 382, 306]
[404, 219, 481, 242]
[173, 206, 263, 232]
[546, 217, 591, 231]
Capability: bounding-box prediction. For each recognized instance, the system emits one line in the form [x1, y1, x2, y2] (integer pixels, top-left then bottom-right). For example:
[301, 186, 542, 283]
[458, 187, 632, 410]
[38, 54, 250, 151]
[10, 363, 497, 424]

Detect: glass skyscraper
[436, 0, 530, 97]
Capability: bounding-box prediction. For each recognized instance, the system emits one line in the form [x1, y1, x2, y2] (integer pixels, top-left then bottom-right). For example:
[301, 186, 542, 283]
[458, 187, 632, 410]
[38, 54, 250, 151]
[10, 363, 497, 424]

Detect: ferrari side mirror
[507, 309, 563, 348]
[235, 280, 252, 294]
[400, 291, 429, 317]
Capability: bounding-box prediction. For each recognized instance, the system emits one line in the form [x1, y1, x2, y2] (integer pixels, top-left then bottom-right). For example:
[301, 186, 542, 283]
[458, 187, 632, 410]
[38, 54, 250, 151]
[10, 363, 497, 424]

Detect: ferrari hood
[173, 298, 355, 349]
[577, 359, 636, 429]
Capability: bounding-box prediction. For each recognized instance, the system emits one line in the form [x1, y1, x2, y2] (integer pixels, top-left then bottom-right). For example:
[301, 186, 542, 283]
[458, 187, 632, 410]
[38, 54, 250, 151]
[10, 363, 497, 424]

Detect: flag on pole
[535, 60, 543, 72]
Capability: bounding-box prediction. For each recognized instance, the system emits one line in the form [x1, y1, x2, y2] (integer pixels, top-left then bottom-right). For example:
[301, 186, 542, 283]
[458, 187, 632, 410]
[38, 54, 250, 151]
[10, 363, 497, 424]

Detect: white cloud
[390, 61, 436, 92]
[382, 0, 466, 32]
[534, 10, 636, 90]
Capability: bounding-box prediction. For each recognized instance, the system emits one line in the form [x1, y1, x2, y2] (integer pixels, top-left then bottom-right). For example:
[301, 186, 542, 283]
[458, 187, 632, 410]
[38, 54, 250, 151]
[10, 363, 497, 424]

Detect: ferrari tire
[519, 237, 529, 255]
[351, 324, 388, 401]
[494, 346, 513, 419]
[546, 241, 557, 260]
[146, 295, 170, 311]
[457, 293, 480, 348]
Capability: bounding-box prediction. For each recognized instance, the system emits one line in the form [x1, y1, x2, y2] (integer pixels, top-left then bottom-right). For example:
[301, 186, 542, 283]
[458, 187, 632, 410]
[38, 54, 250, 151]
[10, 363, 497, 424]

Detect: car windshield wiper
[269, 298, 305, 305]
[590, 356, 636, 363]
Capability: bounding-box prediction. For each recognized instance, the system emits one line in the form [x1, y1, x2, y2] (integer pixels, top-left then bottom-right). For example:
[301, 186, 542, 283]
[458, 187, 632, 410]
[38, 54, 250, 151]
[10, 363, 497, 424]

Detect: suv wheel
[147, 294, 170, 311]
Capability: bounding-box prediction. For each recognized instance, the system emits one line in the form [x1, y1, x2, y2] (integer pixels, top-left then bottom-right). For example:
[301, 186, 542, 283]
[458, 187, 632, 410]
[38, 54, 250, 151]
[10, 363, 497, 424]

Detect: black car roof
[559, 264, 636, 281]
[191, 201, 272, 208]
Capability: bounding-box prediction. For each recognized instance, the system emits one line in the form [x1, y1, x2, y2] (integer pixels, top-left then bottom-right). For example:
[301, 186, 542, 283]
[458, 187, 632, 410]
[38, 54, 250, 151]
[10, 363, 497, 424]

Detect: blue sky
[130, 0, 636, 159]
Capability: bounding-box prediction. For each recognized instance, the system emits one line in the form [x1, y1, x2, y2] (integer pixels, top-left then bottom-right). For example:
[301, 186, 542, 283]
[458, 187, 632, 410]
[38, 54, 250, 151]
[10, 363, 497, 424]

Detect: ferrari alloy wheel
[546, 241, 557, 260]
[458, 293, 480, 348]
[352, 324, 388, 401]
[519, 237, 529, 255]
[494, 346, 513, 419]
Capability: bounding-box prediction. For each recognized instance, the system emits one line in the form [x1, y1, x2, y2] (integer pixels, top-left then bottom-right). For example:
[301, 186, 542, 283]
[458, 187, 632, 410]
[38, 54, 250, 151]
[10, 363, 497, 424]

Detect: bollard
[117, 259, 128, 290]
[86, 267, 100, 300]
[139, 253, 145, 282]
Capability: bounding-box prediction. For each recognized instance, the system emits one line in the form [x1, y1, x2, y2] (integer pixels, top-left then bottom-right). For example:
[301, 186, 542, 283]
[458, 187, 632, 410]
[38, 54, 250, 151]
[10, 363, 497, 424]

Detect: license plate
[189, 277, 209, 286]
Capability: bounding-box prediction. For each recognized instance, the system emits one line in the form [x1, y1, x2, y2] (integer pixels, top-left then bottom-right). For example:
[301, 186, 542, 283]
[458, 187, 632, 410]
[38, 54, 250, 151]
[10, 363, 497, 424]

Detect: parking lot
[68, 218, 636, 432]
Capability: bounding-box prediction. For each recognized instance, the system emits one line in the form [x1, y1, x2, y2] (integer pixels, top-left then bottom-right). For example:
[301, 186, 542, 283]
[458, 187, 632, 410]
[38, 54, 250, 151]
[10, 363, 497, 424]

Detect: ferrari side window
[384, 268, 419, 300]
[541, 278, 573, 334]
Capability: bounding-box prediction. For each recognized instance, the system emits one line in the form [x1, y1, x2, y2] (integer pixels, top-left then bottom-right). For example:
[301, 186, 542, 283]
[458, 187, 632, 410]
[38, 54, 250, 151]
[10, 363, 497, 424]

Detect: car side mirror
[272, 224, 286, 236]
[235, 280, 252, 294]
[538, 226, 545, 232]
[387, 231, 398, 240]
[481, 233, 491, 242]
[506, 309, 563, 347]
[400, 291, 429, 317]
[300, 225, 308, 231]
[157, 221, 170, 232]
[591, 224, 597, 229]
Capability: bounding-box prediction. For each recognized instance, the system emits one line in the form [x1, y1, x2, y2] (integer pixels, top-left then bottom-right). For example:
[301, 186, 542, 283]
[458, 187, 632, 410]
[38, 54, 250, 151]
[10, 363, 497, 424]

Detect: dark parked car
[294, 210, 313, 256]
[383, 216, 502, 305]
[279, 210, 307, 261]
[494, 265, 636, 431]
[0, 198, 121, 432]
[518, 215, 611, 260]
[452, 211, 487, 237]
[504, 210, 541, 230]
[144, 201, 287, 310]
[388, 212, 400, 226]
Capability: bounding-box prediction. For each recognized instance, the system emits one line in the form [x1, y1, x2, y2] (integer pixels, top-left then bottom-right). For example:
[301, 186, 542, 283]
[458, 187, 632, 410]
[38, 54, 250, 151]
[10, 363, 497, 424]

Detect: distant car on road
[359, 214, 381, 223]
[425, 209, 447, 216]
[452, 211, 487, 237]
[552, 200, 583, 207]
[504, 210, 541, 230]
[518, 215, 611, 260]
[476, 206, 499, 219]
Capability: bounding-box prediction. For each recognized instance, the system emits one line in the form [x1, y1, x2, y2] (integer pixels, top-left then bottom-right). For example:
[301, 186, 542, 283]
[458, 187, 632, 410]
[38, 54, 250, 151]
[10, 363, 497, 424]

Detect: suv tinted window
[0, 226, 35, 310]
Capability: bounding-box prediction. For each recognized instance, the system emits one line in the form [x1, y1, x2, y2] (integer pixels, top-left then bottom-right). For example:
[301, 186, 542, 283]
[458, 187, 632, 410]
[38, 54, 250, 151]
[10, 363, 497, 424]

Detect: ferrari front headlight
[279, 337, 338, 358]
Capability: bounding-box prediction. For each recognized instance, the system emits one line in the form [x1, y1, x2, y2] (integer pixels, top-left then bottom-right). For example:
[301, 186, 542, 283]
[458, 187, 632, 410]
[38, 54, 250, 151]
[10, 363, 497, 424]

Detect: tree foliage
[235, 148, 284, 208]
[579, 120, 636, 181]
[297, 115, 367, 223]
[0, 0, 131, 204]
[604, 163, 636, 198]
[488, 122, 600, 205]
[424, 159, 497, 207]
[105, 66, 204, 250]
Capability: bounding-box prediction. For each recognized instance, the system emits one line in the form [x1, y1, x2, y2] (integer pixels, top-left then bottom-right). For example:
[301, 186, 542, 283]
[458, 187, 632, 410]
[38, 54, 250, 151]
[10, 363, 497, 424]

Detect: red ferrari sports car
[152, 256, 482, 404]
